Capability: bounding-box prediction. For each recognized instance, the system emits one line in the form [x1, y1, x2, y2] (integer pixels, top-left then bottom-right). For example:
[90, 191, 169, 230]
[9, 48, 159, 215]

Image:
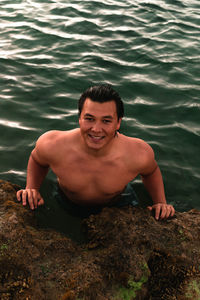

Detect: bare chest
[51, 157, 136, 203]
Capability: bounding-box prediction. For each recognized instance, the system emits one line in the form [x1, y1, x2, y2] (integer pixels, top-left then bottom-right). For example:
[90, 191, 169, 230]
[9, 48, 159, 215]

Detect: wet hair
[78, 84, 124, 120]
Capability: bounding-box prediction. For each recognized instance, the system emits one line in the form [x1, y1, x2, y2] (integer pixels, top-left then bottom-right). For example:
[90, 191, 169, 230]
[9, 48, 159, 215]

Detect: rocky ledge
[0, 179, 200, 300]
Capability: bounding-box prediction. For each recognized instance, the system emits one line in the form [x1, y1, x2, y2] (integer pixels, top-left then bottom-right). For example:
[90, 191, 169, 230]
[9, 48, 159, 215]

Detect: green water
[0, 0, 200, 216]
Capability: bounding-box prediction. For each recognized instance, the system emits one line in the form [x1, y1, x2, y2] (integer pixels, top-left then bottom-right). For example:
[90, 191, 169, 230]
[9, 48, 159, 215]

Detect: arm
[26, 151, 49, 190]
[141, 164, 174, 220]
[141, 164, 166, 205]
[16, 134, 51, 209]
[138, 142, 175, 220]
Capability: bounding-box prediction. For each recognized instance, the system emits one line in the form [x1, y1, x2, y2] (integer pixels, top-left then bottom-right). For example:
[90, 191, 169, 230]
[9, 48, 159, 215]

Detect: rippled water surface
[0, 0, 200, 212]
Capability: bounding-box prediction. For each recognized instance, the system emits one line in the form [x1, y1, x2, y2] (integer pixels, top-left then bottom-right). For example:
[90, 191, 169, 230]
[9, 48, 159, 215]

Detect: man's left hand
[147, 203, 175, 220]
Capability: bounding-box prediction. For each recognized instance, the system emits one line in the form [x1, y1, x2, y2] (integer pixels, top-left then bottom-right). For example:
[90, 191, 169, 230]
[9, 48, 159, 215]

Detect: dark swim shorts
[54, 182, 138, 219]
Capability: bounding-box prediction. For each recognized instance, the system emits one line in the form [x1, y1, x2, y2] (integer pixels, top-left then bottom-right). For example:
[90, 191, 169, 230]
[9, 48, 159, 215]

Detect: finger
[22, 190, 28, 207]
[27, 189, 35, 210]
[169, 205, 175, 217]
[32, 190, 38, 209]
[160, 205, 167, 219]
[16, 190, 23, 201]
[165, 206, 171, 219]
[172, 206, 175, 216]
[38, 197, 44, 206]
[155, 205, 161, 220]
[147, 206, 152, 211]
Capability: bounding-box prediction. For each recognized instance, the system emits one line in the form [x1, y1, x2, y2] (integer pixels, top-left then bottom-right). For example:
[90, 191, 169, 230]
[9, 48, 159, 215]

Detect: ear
[116, 118, 122, 130]
[78, 115, 81, 125]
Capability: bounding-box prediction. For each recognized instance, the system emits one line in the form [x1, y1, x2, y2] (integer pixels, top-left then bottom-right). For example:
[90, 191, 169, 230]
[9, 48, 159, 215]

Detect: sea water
[0, 0, 199, 221]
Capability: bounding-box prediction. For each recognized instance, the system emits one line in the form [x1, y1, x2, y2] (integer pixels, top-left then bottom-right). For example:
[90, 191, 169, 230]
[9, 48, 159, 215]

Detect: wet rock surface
[0, 179, 200, 300]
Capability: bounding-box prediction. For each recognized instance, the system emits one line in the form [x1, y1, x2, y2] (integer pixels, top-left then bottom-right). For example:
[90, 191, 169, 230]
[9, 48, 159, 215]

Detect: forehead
[81, 98, 117, 116]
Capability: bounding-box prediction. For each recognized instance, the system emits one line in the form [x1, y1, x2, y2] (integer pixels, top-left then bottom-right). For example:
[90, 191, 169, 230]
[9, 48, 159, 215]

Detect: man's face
[79, 98, 121, 151]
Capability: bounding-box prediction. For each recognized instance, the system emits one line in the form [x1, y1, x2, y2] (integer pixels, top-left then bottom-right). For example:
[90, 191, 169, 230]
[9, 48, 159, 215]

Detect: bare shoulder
[120, 134, 154, 155]
[32, 129, 79, 165]
[119, 134, 156, 175]
[36, 129, 79, 147]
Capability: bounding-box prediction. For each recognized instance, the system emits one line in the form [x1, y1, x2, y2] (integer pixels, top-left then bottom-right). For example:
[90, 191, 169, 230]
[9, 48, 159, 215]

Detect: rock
[0, 179, 200, 300]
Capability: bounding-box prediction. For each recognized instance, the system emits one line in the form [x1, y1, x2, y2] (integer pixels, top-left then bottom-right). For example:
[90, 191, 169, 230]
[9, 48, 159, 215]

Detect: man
[17, 84, 175, 220]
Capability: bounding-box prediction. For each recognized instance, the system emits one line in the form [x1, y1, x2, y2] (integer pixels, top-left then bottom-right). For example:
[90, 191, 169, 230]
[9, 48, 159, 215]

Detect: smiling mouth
[88, 134, 105, 142]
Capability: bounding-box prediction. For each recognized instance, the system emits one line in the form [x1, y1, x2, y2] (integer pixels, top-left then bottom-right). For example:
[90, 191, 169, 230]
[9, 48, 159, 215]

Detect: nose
[91, 121, 102, 133]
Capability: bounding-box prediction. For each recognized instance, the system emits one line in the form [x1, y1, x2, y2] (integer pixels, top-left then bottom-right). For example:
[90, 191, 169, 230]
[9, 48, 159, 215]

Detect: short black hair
[78, 84, 124, 120]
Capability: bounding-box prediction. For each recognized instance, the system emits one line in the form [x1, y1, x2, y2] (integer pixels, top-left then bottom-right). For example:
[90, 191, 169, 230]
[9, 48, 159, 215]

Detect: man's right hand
[16, 189, 44, 210]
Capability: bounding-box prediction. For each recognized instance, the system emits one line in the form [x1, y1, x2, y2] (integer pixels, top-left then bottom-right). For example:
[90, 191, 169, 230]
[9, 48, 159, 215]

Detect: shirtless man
[16, 84, 175, 220]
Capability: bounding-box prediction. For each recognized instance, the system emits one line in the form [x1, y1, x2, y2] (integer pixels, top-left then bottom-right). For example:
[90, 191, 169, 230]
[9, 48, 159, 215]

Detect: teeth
[89, 134, 103, 140]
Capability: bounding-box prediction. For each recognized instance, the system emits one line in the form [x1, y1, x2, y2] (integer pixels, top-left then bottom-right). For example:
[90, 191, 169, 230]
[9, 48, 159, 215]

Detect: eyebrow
[103, 115, 113, 119]
[84, 113, 94, 117]
[84, 113, 113, 119]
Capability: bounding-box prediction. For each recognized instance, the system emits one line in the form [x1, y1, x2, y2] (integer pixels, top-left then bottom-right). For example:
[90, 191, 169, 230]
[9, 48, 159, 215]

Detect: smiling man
[17, 84, 175, 220]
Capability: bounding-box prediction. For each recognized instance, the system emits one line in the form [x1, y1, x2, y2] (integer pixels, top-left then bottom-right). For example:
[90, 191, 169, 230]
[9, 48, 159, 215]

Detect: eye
[102, 119, 111, 124]
[85, 117, 94, 122]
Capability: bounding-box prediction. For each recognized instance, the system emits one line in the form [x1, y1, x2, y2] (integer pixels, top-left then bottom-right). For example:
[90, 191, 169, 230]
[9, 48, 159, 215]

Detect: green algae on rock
[0, 179, 200, 300]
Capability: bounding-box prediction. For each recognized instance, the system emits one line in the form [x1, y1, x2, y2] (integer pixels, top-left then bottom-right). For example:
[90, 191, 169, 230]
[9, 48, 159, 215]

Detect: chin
[87, 139, 107, 150]
[87, 142, 104, 150]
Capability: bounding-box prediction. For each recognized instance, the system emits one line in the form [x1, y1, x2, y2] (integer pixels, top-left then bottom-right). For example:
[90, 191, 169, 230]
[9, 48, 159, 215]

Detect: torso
[56, 154, 135, 206]
[36, 129, 153, 206]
